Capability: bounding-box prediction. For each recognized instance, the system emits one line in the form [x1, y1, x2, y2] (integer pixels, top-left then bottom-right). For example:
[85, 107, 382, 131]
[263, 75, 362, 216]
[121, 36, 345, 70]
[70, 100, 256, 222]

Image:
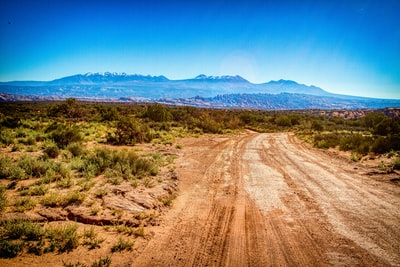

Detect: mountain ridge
[1, 73, 399, 109]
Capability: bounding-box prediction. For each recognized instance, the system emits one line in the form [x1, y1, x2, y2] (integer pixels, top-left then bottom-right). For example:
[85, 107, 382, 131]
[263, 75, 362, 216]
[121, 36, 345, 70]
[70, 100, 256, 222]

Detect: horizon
[1, 0, 400, 99]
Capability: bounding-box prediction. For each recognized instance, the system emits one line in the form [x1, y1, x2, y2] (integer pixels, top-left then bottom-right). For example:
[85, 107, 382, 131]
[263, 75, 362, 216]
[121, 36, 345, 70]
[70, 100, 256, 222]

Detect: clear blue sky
[1, 0, 399, 98]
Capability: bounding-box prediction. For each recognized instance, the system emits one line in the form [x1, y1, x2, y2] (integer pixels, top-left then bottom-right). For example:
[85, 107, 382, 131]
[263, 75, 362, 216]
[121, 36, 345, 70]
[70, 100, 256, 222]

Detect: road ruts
[131, 132, 400, 267]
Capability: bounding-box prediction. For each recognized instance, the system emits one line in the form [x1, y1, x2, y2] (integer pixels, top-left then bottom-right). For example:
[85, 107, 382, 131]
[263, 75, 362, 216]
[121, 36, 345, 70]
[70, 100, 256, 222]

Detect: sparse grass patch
[19, 184, 49, 196]
[111, 237, 134, 253]
[78, 178, 95, 192]
[46, 223, 80, 253]
[14, 197, 37, 212]
[41, 191, 86, 207]
[56, 176, 74, 188]
[63, 255, 111, 267]
[94, 188, 108, 198]
[82, 227, 104, 249]
[159, 194, 175, 207]
[350, 152, 361, 162]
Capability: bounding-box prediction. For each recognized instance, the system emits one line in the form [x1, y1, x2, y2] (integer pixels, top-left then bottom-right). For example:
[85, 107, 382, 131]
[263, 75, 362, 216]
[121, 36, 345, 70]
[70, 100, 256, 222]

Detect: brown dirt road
[132, 132, 400, 267]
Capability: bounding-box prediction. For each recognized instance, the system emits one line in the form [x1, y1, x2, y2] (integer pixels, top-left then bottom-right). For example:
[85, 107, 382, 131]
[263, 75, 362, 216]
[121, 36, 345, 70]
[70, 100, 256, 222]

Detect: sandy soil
[131, 132, 400, 267]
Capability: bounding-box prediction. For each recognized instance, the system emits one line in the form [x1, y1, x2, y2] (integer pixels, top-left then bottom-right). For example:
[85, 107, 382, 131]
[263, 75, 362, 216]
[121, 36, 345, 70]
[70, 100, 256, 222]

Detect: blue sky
[1, 0, 399, 98]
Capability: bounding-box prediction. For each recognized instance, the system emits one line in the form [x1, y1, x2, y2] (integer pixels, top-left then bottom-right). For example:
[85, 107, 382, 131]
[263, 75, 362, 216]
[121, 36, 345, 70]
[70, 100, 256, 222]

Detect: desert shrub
[47, 98, 88, 119]
[1, 219, 44, 241]
[67, 142, 85, 157]
[371, 136, 391, 154]
[19, 136, 36, 146]
[19, 184, 49, 196]
[0, 130, 14, 146]
[56, 177, 74, 188]
[339, 134, 363, 151]
[8, 165, 26, 180]
[313, 133, 340, 149]
[196, 117, 223, 134]
[46, 223, 80, 253]
[80, 148, 159, 179]
[275, 115, 292, 127]
[142, 103, 172, 122]
[0, 185, 7, 211]
[311, 120, 324, 131]
[0, 240, 25, 258]
[0, 116, 21, 129]
[0, 156, 11, 178]
[111, 238, 134, 252]
[49, 124, 83, 148]
[97, 105, 120, 122]
[108, 117, 152, 145]
[393, 157, 400, 170]
[362, 112, 386, 129]
[44, 143, 60, 158]
[41, 191, 86, 207]
[17, 156, 53, 178]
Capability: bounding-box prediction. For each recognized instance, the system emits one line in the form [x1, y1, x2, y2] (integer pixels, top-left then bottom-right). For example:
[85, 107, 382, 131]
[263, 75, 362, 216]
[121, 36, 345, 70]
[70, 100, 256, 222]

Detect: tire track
[132, 132, 400, 267]
[257, 133, 400, 266]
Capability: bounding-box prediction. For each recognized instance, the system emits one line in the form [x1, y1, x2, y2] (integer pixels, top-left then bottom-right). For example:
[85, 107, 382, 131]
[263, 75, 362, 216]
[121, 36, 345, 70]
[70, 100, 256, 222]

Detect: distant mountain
[0, 72, 332, 99]
[48, 72, 169, 85]
[187, 74, 250, 83]
[1, 72, 399, 109]
[158, 93, 400, 110]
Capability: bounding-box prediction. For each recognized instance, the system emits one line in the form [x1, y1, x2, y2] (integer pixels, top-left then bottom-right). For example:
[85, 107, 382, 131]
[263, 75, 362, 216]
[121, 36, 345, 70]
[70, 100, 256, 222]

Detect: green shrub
[1, 219, 44, 241]
[56, 177, 74, 188]
[108, 117, 152, 145]
[44, 143, 60, 158]
[371, 136, 391, 154]
[79, 148, 159, 179]
[275, 115, 292, 127]
[98, 105, 120, 122]
[142, 103, 172, 122]
[48, 124, 82, 148]
[0, 116, 20, 129]
[17, 156, 51, 178]
[313, 133, 340, 149]
[46, 223, 80, 253]
[311, 120, 324, 131]
[8, 166, 26, 180]
[0, 131, 15, 146]
[0, 156, 11, 178]
[0, 240, 24, 258]
[67, 142, 85, 157]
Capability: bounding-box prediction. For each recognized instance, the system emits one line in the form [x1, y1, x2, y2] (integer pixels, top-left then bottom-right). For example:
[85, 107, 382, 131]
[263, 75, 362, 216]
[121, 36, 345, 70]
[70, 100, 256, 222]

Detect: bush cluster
[0, 220, 80, 258]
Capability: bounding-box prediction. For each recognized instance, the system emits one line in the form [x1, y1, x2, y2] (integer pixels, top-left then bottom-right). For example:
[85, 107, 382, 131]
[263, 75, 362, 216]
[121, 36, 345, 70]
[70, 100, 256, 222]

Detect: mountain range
[1, 72, 399, 110]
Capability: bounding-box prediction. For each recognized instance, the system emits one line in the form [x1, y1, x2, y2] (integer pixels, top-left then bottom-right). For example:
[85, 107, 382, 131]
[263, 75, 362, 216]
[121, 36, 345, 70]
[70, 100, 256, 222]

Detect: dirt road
[132, 132, 400, 267]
